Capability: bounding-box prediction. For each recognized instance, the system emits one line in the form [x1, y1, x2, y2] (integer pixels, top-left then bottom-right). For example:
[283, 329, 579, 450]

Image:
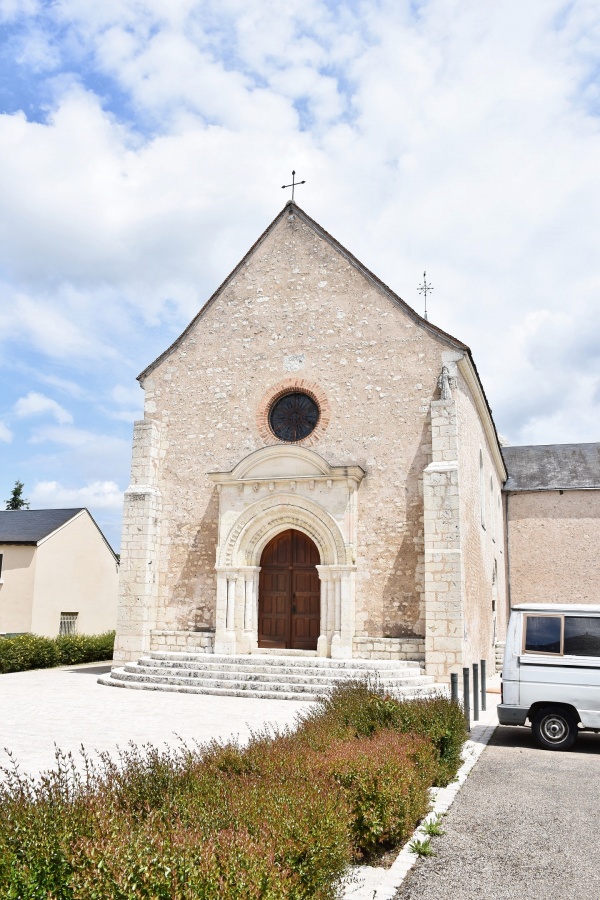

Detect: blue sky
[1, 0, 600, 549]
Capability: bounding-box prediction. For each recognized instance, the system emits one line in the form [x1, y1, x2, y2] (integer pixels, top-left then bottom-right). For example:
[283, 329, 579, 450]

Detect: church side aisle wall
[455, 371, 507, 672]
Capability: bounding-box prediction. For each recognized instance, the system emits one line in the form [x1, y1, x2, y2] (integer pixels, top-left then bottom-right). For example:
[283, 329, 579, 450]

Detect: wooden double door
[258, 529, 320, 651]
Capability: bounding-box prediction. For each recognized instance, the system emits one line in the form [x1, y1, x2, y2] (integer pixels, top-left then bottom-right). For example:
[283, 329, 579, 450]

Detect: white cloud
[15, 391, 73, 425]
[28, 425, 109, 446]
[0, 422, 13, 443]
[0, 0, 598, 470]
[30, 479, 124, 510]
[0, 0, 38, 22]
[111, 384, 143, 406]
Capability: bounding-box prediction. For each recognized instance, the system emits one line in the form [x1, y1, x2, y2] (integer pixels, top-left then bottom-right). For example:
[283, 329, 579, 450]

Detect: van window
[564, 617, 600, 657]
[524, 616, 561, 654]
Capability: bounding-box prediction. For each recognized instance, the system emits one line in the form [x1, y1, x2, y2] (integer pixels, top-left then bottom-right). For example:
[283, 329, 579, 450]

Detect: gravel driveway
[395, 725, 600, 900]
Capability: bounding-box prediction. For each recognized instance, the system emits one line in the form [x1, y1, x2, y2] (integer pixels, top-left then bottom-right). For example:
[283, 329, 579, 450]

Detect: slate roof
[502, 443, 600, 492]
[0, 508, 84, 544]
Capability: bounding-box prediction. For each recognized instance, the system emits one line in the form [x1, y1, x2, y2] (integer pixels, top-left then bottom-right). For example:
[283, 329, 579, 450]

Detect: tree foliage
[5, 480, 30, 510]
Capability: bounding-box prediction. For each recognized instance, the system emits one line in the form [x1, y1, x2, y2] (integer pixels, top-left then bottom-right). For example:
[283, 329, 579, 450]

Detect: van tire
[531, 707, 578, 751]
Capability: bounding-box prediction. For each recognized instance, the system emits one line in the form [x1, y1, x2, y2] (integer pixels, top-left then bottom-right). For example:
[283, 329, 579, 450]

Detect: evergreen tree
[5, 481, 30, 510]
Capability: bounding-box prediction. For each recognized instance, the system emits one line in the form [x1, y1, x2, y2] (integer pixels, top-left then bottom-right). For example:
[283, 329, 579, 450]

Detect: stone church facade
[113, 201, 508, 682]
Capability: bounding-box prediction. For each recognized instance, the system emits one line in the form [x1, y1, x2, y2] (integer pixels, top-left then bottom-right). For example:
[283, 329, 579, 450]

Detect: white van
[498, 603, 600, 750]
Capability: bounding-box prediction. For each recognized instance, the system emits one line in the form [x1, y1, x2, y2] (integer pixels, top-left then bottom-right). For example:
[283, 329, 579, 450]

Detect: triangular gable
[138, 200, 468, 381]
[137, 200, 505, 479]
[36, 508, 119, 562]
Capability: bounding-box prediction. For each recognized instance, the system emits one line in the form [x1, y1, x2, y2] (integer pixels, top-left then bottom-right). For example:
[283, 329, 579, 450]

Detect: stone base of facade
[352, 637, 425, 661]
[150, 630, 215, 653]
[148, 629, 425, 663]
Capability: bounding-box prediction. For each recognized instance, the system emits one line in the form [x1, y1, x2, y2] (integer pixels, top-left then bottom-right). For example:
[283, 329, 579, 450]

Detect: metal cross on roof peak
[281, 170, 306, 202]
[417, 270, 434, 321]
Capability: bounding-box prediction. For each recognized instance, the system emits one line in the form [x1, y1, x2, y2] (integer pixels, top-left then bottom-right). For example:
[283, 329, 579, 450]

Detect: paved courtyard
[0, 662, 312, 778]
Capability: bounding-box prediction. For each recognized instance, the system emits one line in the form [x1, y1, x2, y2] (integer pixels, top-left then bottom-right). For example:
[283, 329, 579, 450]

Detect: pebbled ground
[394, 724, 600, 900]
[0, 662, 311, 779]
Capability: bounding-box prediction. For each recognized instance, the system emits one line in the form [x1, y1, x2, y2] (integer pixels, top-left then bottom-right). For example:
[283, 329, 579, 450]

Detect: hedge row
[0, 681, 467, 899]
[0, 631, 115, 673]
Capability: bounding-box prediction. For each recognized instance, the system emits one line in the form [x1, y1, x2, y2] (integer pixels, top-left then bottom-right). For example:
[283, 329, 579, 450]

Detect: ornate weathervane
[417, 270, 434, 321]
[281, 170, 306, 202]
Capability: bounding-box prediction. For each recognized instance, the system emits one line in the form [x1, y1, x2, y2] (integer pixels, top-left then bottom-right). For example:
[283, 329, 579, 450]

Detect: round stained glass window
[269, 392, 319, 442]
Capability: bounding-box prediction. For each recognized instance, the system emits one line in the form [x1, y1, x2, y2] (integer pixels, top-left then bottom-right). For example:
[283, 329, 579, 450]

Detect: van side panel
[519, 657, 600, 727]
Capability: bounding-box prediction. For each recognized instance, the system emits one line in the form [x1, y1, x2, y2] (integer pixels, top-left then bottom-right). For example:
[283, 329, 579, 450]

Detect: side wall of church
[137, 212, 452, 646]
[455, 375, 507, 671]
[506, 489, 600, 605]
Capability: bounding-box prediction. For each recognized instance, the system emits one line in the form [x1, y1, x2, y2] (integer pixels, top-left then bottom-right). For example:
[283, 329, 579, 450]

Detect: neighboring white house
[0, 508, 119, 637]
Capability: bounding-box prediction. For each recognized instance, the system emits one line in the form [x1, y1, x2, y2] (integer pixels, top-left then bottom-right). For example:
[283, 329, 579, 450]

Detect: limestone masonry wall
[353, 636, 425, 661]
[455, 374, 507, 672]
[138, 211, 450, 646]
[507, 489, 600, 605]
[150, 630, 215, 653]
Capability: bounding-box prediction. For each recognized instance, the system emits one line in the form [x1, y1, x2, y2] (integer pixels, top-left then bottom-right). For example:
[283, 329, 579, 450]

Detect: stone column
[214, 568, 237, 655]
[240, 566, 260, 654]
[226, 574, 237, 632]
[215, 566, 260, 655]
[423, 397, 465, 682]
[325, 564, 356, 659]
[113, 419, 163, 665]
[316, 566, 331, 657]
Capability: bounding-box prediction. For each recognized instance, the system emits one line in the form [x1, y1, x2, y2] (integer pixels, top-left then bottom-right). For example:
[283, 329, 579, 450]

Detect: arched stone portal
[209, 445, 363, 659]
[258, 529, 321, 651]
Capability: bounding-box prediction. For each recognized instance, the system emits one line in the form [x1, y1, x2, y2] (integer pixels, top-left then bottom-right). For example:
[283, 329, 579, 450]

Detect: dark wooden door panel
[258, 529, 321, 651]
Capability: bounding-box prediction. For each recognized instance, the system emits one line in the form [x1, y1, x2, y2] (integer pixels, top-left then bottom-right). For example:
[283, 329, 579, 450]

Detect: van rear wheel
[531, 707, 578, 751]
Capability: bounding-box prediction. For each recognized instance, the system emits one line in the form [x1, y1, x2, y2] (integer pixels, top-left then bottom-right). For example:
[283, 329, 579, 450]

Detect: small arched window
[479, 450, 486, 529]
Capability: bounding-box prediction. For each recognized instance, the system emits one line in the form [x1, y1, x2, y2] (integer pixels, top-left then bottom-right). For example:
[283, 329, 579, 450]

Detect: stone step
[109, 668, 434, 692]
[99, 669, 443, 702]
[135, 657, 423, 680]
[123, 664, 430, 688]
[147, 652, 417, 670]
[99, 651, 441, 701]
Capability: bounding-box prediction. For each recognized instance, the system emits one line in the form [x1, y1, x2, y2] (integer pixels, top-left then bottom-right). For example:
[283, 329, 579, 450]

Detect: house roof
[0, 508, 85, 545]
[502, 443, 600, 492]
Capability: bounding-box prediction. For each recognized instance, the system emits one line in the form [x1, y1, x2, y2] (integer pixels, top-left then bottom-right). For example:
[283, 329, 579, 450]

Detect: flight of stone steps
[98, 652, 442, 701]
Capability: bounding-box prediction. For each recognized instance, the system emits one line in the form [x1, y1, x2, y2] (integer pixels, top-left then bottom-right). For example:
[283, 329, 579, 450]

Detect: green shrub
[388, 693, 468, 785]
[321, 731, 438, 857]
[302, 680, 467, 785]
[0, 631, 115, 674]
[0, 681, 469, 897]
[55, 631, 115, 666]
[0, 633, 59, 673]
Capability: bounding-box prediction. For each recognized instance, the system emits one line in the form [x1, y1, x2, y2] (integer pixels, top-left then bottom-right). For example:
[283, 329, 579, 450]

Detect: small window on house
[479, 450, 485, 529]
[524, 616, 562, 654]
[59, 612, 79, 636]
[490, 477, 495, 541]
[0, 553, 3, 581]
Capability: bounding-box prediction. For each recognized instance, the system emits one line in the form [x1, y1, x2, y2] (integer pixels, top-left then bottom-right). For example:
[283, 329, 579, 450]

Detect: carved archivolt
[220, 493, 348, 567]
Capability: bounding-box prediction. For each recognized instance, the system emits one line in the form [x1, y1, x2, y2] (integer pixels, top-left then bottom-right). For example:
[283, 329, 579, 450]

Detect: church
[107, 201, 599, 693]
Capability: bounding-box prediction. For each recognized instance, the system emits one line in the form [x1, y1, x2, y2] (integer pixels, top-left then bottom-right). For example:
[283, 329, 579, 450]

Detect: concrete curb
[341, 701, 499, 899]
